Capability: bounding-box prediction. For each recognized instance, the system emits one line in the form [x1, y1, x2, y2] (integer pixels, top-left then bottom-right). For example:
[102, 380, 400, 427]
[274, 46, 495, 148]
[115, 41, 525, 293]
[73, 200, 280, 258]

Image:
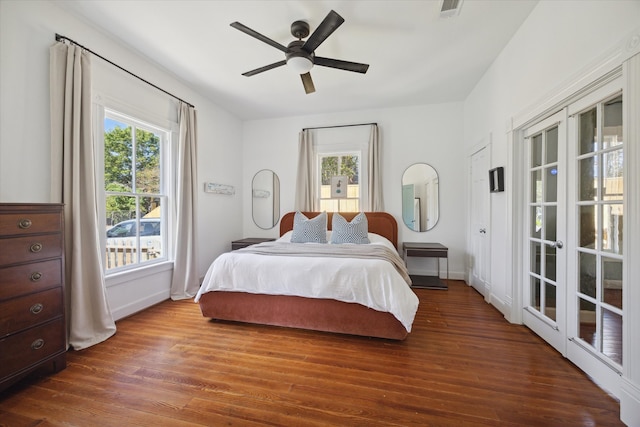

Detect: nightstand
[402, 242, 448, 290]
[231, 237, 275, 251]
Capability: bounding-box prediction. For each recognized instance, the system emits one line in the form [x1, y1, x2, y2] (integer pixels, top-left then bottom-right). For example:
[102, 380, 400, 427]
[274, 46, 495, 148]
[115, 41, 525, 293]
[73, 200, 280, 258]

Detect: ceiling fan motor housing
[290, 20, 310, 39]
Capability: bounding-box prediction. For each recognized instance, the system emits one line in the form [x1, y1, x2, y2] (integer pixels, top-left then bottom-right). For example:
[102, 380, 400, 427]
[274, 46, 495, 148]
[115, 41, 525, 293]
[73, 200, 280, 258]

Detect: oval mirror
[252, 169, 280, 229]
[401, 163, 439, 231]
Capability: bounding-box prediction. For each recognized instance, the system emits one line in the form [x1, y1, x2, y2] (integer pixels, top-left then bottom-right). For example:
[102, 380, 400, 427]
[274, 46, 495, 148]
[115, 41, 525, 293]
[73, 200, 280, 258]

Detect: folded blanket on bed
[237, 242, 412, 286]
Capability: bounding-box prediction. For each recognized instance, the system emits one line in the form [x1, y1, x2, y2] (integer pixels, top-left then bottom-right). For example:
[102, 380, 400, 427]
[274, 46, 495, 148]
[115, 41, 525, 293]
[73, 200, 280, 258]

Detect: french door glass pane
[578, 156, 597, 201]
[602, 204, 623, 254]
[531, 242, 541, 275]
[531, 277, 541, 311]
[545, 282, 557, 321]
[544, 206, 557, 241]
[602, 257, 622, 309]
[579, 108, 597, 154]
[531, 206, 542, 238]
[531, 134, 542, 167]
[579, 251, 596, 298]
[603, 149, 623, 200]
[578, 205, 597, 249]
[578, 298, 597, 348]
[545, 167, 558, 202]
[546, 127, 558, 163]
[546, 246, 557, 281]
[531, 170, 542, 203]
[602, 308, 622, 365]
[603, 95, 623, 149]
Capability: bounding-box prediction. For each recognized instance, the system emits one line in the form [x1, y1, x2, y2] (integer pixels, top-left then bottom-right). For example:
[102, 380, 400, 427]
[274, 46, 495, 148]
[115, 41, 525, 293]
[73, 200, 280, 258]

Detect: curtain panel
[367, 124, 384, 211]
[170, 102, 199, 299]
[294, 129, 319, 211]
[50, 42, 116, 350]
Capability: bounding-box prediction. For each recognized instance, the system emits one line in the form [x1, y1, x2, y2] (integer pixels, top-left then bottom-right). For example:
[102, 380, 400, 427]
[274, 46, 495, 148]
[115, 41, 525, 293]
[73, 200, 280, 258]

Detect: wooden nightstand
[231, 237, 275, 251]
[402, 242, 448, 290]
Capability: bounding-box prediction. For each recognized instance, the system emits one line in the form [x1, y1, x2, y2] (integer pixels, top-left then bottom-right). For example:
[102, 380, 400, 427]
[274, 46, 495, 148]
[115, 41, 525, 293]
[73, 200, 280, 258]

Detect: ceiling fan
[230, 10, 369, 94]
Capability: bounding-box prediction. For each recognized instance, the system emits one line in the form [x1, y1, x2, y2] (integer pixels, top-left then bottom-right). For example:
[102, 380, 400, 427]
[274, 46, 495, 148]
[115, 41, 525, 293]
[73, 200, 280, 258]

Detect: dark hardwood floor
[0, 281, 622, 426]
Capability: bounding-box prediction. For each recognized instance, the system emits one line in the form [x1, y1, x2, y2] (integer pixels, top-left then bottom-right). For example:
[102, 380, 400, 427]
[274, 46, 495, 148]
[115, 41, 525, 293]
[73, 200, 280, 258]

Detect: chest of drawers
[0, 203, 66, 391]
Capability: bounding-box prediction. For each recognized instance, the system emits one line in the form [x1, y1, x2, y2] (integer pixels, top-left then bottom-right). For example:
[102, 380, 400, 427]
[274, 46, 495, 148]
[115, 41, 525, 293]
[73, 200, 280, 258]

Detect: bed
[195, 212, 419, 340]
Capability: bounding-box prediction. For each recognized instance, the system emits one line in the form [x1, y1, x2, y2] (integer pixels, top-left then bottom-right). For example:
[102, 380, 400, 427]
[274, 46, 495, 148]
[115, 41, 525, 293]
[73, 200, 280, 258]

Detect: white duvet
[195, 232, 420, 332]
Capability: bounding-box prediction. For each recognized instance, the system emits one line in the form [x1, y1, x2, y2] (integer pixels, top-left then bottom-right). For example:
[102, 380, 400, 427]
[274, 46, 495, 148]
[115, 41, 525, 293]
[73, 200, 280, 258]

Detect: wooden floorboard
[0, 281, 623, 426]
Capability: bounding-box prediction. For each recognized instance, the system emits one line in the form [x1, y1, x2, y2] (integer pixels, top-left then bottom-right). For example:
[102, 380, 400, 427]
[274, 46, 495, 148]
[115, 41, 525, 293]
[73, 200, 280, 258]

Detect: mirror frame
[252, 169, 280, 230]
[401, 163, 439, 232]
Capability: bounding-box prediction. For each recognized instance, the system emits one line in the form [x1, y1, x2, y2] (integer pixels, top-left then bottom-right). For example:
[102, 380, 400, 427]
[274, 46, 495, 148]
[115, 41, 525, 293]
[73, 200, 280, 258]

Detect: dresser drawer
[0, 318, 66, 380]
[0, 259, 62, 300]
[0, 212, 62, 237]
[0, 288, 63, 337]
[0, 234, 62, 266]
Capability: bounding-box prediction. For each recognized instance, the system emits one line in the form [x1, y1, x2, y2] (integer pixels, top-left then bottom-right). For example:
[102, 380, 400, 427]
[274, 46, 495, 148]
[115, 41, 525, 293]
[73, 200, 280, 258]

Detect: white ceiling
[56, 0, 538, 120]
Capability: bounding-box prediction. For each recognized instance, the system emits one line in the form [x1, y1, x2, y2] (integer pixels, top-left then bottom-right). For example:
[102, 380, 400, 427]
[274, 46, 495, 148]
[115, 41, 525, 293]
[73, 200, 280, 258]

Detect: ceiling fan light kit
[231, 10, 369, 94]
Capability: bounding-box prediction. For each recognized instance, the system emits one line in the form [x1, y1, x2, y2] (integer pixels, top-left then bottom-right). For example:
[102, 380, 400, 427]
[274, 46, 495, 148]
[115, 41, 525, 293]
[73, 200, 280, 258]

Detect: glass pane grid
[573, 96, 623, 368]
[104, 111, 168, 273]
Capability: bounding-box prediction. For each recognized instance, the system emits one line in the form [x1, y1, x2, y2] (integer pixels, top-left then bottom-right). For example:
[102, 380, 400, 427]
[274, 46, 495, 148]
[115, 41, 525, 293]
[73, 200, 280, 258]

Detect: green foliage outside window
[104, 125, 160, 217]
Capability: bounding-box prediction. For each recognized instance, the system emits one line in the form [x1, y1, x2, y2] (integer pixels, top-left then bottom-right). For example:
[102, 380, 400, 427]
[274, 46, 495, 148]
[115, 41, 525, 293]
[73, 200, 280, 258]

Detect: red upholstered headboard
[279, 212, 399, 249]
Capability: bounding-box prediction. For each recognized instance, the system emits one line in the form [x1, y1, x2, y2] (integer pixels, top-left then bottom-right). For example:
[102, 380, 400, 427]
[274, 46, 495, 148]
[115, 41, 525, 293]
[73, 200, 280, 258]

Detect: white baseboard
[621, 378, 640, 427]
[110, 289, 170, 321]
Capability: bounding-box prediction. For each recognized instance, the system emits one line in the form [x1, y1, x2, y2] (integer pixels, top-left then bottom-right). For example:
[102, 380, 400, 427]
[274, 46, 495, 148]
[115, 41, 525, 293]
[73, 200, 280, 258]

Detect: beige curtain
[50, 42, 116, 350]
[170, 102, 199, 299]
[367, 124, 384, 211]
[294, 129, 319, 211]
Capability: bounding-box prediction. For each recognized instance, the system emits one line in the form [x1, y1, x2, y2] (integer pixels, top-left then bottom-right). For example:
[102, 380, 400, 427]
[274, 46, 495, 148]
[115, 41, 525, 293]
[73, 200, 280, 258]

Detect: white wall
[0, 0, 244, 317]
[241, 102, 467, 279]
[463, 1, 640, 424]
[464, 2, 640, 312]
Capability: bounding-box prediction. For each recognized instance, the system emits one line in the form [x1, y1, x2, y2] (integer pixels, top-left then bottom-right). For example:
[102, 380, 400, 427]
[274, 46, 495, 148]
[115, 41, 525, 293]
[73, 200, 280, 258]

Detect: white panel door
[469, 146, 490, 298]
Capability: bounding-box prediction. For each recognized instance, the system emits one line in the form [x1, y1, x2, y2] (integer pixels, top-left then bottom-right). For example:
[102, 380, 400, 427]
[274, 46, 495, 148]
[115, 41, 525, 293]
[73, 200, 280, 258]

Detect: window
[102, 109, 169, 272]
[319, 153, 360, 212]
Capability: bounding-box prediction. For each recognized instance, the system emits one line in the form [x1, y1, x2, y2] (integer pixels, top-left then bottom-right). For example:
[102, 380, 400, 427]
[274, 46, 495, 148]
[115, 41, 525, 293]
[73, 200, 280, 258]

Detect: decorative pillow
[290, 211, 328, 243]
[330, 212, 370, 244]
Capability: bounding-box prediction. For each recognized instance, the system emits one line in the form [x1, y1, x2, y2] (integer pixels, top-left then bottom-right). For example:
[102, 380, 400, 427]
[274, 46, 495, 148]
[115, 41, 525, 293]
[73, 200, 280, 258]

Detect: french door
[523, 110, 567, 353]
[521, 79, 624, 393]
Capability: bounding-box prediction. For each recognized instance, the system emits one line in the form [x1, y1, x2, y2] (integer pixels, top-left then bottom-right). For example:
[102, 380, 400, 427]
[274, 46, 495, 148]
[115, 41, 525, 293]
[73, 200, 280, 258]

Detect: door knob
[479, 228, 486, 234]
[550, 240, 564, 249]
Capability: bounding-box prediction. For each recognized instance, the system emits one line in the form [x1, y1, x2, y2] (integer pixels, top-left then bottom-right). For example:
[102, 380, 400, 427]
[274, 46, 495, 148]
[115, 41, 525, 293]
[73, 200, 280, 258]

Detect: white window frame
[314, 132, 370, 211]
[318, 151, 362, 212]
[94, 97, 177, 280]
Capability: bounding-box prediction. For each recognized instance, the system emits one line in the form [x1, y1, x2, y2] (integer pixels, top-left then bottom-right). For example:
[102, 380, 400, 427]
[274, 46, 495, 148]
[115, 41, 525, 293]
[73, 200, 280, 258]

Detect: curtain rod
[55, 33, 194, 108]
[303, 122, 377, 131]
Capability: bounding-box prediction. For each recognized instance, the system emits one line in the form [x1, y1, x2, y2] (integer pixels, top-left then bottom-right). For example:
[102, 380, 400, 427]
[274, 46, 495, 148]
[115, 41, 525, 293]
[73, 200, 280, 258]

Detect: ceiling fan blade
[242, 60, 287, 76]
[301, 72, 315, 94]
[230, 22, 288, 53]
[314, 57, 369, 74]
[302, 10, 344, 53]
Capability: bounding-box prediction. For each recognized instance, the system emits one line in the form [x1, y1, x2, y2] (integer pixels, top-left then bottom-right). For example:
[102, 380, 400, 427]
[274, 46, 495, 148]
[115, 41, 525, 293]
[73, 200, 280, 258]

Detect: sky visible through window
[105, 117, 123, 132]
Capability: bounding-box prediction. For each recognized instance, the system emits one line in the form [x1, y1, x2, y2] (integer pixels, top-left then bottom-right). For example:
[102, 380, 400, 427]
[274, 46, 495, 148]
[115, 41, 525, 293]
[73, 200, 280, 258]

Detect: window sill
[105, 260, 173, 288]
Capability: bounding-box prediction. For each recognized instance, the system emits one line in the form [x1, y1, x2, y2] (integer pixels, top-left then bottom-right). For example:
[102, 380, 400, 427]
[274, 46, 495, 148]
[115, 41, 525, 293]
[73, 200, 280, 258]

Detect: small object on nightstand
[402, 242, 448, 290]
[231, 237, 275, 251]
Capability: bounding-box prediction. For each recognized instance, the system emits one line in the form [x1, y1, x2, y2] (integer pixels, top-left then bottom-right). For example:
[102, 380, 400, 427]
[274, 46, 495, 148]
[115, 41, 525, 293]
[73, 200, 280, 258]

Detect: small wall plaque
[204, 182, 235, 195]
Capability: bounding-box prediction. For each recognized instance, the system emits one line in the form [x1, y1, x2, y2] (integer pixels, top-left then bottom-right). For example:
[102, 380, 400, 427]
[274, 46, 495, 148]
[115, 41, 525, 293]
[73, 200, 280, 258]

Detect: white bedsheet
[195, 238, 420, 332]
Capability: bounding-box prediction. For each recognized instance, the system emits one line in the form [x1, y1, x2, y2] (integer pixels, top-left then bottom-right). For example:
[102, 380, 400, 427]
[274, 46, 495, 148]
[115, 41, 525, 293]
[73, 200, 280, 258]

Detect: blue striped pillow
[291, 212, 328, 243]
[330, 212, 370, 244]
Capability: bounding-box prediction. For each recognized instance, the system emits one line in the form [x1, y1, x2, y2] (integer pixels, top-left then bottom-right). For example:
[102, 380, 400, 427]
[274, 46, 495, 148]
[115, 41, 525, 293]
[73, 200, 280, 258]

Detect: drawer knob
[18, 218, 32, 229]
[30, 303, 44, 314]
[31, 339, 45, 350]
[30, 243, 43, 253]
[30, 272, 43, 281]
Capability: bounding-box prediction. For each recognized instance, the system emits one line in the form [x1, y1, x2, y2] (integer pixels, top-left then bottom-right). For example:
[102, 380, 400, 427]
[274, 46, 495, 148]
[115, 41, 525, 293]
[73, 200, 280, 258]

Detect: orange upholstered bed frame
[197, 212, 408, 340]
